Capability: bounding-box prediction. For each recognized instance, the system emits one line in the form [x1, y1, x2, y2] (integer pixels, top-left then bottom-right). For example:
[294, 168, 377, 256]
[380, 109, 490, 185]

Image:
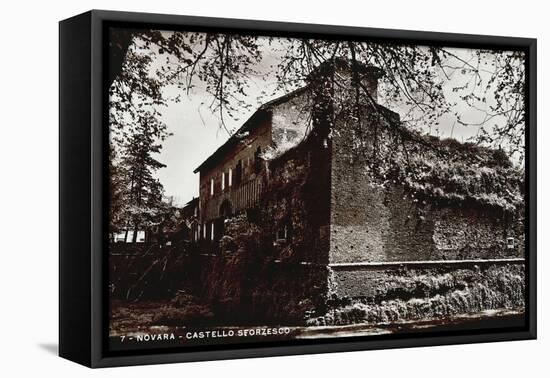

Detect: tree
[108, 146, 126, 239]
[115, 112, 169, 243]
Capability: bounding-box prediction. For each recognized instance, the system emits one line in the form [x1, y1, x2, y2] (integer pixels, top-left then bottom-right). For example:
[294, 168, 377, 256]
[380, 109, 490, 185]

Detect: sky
[121, 34, 524, 206]
[152, 39, 284, 205]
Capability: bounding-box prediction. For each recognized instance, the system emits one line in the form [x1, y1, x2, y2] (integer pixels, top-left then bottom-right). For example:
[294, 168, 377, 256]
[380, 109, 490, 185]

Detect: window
[228, 168, 232, 187]
[203, 223, 206, 239]
[137, 231, 145, 243]
[210, 178, 214, 196]
[236, 160, 242, 185]
[221, 172, 225, 190]
[211, 222, 215, 241]
[276, 225, 289, 241]
[506, 237, 515, 249]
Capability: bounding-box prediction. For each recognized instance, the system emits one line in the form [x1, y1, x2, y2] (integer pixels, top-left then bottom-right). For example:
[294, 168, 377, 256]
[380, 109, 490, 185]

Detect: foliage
[109, 28, 526, 159]
[371, 124, 524, 212]
[109, 111, 169, 239]
[451, 50, 526, 158]
[395, 137, 524, 211]
[108, 32, 174, 238]
[309, 264, 525, 326]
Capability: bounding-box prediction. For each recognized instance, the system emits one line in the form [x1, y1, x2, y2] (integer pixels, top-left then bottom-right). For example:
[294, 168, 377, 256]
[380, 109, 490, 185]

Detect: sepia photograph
[106, 25, 527, 352]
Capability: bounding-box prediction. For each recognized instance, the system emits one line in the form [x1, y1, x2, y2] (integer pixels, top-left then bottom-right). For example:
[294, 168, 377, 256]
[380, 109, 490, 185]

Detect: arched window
[219, 200, 233, 218]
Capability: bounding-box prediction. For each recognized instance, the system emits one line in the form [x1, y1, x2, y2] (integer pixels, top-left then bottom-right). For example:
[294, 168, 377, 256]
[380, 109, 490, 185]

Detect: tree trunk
[132, 223, 139, 243]
[109, 29, 134, 86]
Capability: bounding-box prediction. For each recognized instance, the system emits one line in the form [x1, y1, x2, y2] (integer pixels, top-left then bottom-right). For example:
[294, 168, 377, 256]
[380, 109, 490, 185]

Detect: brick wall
[262, 132, 332, 265]
[329, 106, 523, 265]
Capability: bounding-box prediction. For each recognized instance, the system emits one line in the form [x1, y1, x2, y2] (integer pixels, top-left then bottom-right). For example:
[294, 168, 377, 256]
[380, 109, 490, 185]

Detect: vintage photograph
[107, 26, 526, 351]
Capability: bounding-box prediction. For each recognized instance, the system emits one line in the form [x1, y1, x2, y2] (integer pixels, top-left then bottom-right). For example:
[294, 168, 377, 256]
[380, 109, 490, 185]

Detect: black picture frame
[59, 9, 537, 368]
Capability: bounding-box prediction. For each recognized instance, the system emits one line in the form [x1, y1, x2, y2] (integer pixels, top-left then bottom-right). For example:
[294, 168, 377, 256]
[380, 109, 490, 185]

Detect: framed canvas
[59, 10, 537, 368]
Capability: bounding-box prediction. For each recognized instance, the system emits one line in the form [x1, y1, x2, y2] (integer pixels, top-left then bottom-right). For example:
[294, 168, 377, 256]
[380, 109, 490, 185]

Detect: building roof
[308, 57, 385, 80]
[183, 197, 199, 208]
[193, 86, 309, 174]
[193, 59, 385, 174]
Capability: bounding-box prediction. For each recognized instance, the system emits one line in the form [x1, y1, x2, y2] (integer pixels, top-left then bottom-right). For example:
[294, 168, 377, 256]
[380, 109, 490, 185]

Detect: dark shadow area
[38, 343, 58, 356]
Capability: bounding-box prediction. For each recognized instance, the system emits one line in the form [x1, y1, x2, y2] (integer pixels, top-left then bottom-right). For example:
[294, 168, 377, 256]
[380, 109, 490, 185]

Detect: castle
[188, 59, 525, 323]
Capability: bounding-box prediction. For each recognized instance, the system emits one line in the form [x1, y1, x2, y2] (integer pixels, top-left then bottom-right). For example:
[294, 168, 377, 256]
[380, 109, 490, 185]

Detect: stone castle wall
[311, 261, 525, 326]
[329, 107, 523, 266]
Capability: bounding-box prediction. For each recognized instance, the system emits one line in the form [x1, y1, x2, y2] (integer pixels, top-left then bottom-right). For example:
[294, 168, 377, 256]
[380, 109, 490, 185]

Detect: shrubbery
[308, 264, 525, 326]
